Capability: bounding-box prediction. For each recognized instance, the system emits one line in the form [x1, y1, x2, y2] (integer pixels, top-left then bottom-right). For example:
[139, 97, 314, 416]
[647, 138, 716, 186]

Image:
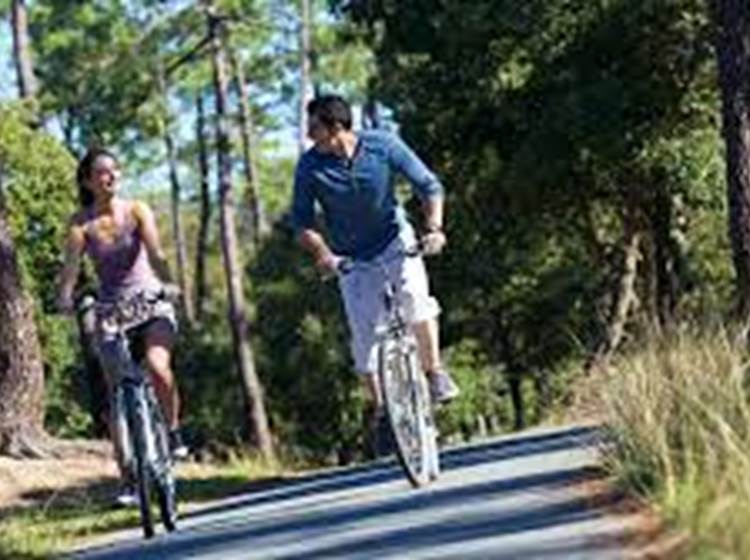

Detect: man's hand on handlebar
[420, 229, 447, 256]
[316, 252, 344, 276]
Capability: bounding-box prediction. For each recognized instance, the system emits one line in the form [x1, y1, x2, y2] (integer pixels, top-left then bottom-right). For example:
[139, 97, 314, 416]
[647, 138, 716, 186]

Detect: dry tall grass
[596, 327, 750, 558]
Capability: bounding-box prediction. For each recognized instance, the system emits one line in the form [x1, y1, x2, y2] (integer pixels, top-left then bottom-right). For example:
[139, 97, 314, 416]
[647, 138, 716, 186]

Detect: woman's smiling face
[87, 154, 121, 198]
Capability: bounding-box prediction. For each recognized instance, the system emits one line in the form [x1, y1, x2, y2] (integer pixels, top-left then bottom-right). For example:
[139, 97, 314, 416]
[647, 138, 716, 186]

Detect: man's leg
[398, 246, 459, 404]
[412, 317, 441, 373]
[360, 371, 381, 409]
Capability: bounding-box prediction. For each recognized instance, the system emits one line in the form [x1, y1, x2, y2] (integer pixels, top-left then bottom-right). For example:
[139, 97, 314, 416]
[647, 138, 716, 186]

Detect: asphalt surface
[72, 424, 637, 559]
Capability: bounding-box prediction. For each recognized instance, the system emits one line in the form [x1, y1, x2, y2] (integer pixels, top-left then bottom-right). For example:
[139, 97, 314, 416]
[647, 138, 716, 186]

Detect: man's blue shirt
[291, 130, 444, 260]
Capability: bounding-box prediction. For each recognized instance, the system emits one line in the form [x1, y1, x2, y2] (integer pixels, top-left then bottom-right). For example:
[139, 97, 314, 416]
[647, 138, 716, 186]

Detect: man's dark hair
[307, 95, 353, 131]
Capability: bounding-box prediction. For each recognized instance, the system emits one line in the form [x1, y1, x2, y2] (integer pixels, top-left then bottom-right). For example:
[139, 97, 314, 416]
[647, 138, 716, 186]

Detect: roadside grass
[0, 454, 284, 559]
[594, 326, 750, 559]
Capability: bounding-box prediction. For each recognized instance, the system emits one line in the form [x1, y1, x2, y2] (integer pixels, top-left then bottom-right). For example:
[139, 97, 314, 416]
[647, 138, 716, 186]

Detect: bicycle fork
[113, 382, 160, 479]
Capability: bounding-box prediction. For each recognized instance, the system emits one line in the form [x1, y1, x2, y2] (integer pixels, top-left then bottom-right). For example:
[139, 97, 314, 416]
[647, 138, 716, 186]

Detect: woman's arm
[132, 200, 174, 283]
[57, 216, 86, 312]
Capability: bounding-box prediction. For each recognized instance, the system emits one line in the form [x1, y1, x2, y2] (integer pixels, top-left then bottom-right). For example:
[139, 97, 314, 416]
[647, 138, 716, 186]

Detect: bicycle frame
[339, 248, 440, 487]
[93, 293, 177, 538]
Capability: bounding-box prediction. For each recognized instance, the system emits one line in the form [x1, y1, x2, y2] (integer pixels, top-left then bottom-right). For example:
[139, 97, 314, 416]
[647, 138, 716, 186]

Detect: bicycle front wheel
[378, 338, 435, 487]
[124, 383, 155, 539]
[148, 387, 177, 532]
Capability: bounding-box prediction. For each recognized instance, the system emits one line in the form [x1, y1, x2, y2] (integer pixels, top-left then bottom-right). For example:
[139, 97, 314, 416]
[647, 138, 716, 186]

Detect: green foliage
[436, 340, 511, 440]
[336, 0, 730, 426]
[0, 103, 88, 436]
[251, 226, 364, 462]
[599, 327, 750, 557]
[3, 0, 735, 466]
[0, 104, 76, 299]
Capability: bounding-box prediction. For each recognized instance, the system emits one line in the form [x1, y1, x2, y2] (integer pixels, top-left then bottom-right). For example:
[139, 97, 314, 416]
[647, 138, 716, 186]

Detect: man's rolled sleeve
[388, 134, 444, 199]
[291, 161, 316, 235]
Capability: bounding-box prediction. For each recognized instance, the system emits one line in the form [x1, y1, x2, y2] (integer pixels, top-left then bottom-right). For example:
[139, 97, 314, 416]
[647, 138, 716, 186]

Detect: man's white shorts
[338, 230, 440, 375]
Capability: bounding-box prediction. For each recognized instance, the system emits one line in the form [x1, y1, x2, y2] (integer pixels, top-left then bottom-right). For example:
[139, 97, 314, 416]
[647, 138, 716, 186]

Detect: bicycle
[81, 290, 179, 539]
[338, 247, 440, 488]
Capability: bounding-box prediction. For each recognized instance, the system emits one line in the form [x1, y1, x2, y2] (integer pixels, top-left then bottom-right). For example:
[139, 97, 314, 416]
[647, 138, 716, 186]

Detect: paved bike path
[72, 424, 639, 559]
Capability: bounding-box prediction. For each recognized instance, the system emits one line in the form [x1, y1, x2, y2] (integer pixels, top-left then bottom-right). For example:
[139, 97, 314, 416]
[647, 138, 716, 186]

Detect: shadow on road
[181, 424, 601, 522]
[74, 424, 614, 559]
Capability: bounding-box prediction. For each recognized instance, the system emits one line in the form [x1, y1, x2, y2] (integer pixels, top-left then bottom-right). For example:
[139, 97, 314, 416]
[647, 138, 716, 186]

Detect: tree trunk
[363, 96, 381, 129]
[229, 49, 268, 246]
[711, 0, 750, 320]
[508, 373, 525, 431]
[298, 0, 313, 154]
[587, 199, 642, 373]
[195, 91, 212, 322]
[158, 70, 195, 327]
[208, 10, 275, 461]
[0, 198, 48, 457]
[10, 0, 37, 100]
[651, 188, 680, 330]
[496, 326, 525, 430]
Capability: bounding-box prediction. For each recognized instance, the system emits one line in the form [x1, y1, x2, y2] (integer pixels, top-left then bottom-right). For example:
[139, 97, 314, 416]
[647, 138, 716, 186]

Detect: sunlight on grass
[0, 453, 285, 559]
[594, 326, 750, 558]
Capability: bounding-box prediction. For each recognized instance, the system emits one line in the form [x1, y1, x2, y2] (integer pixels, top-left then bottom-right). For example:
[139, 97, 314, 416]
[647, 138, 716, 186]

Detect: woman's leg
[142, 319, 180, 430]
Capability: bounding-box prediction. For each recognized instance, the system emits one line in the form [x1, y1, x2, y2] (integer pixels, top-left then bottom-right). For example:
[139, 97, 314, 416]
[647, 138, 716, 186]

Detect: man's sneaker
[428, 370, 460, 404]
[169, 429, 189, 460]
[114, 482, 138, 508]
[365, 407, 395, 458]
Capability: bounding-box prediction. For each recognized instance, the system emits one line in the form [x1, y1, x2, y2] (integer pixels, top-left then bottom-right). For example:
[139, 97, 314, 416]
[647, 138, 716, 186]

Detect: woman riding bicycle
[57, 147, 187, 506]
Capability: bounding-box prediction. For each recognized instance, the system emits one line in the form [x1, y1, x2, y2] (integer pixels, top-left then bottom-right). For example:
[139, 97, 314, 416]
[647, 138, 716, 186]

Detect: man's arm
[292, 159, 340, 273]
[298, 228, 340, 273]
[389, 135, 447, 254]
[422, 195, 444, 232]
[388, 134, 444, 207]
[133, 200, 174, 283]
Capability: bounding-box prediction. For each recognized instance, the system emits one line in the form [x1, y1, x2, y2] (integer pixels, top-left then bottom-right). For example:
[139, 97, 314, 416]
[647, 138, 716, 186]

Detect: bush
[597, 326, 750, 558]
[0, 103, 87, 436]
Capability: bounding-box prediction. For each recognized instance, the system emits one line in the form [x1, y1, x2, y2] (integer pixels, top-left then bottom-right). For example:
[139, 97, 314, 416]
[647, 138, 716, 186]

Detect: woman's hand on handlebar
[161, 283, 182, 302]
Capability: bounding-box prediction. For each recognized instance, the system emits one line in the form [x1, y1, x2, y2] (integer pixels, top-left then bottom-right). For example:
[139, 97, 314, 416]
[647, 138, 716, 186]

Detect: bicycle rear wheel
[124, 384, 155, 539]
[378, 338, 436, 487]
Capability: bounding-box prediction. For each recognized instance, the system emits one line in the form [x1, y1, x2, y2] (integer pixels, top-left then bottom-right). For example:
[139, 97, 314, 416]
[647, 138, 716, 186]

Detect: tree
[158, 68, 196, 326]
[339, 0, 720, 422]
[194, 90, 213, 321]
[298, 0, 313, 154]
[208, 6, 274, 460]
[0, 200, 46, 457]
[10, 0, 37, 99]
[230, 48, 268, 246]
[0, 104, 77, 453]
[710, 0, 750, 320]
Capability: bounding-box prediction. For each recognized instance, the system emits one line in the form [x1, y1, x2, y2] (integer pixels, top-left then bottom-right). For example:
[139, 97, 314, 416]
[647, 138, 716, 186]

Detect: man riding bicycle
[57, 148, 188, 506]
[291, 95, 460, 450]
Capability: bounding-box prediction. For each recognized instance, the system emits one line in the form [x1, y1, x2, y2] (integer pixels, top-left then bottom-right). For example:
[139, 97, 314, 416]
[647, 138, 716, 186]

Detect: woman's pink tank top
[83, 199, 161, 302]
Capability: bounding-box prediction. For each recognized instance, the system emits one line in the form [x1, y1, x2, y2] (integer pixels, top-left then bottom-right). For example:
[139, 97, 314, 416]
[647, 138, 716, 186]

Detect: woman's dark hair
[76, 147, 118, 207]
[307, 95, 353, 131]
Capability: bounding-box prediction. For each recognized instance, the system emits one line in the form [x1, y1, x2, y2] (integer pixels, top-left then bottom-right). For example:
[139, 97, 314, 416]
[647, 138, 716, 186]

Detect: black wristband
[425, 224, 443, 233]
